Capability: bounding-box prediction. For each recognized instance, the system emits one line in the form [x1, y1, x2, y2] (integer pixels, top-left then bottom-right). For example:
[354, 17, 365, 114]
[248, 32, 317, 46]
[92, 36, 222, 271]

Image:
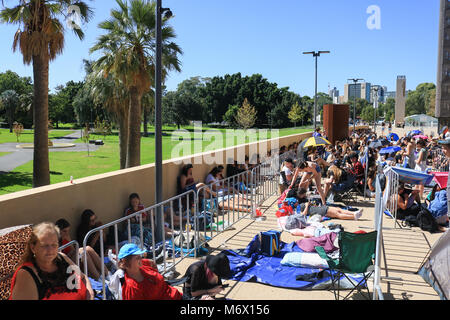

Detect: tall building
[344, 82, 372, 102]
[436, 0, 450, 128]
[395, 76, 407, 125]
[328, 87, 340, 104]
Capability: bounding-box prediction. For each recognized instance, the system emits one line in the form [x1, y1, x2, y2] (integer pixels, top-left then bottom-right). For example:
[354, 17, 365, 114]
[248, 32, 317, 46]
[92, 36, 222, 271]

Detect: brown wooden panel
[323, 104, 350, 144]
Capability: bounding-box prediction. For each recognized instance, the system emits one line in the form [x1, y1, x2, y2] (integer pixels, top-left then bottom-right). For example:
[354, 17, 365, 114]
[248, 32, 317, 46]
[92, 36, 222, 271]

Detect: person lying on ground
[296, 188, 363, 221]
[182, 253, 231, 300]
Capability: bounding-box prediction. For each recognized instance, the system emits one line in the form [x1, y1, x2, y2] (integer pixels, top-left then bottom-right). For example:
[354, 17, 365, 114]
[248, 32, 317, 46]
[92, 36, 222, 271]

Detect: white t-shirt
[280, 166, 293, 185]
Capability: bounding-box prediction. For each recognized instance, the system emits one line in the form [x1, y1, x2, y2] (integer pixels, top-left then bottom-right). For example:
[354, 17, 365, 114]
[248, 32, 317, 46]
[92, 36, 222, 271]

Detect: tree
[223, 104, 239, 127]
[91, 0, 182, 168]
[235, 98, 257, 129]
[288, 101, 303, 127]
[360, 105, 375, 123]
[406, 83, 436, 116]
[0, 89, 19, 132]
[1, 0, 93, 187]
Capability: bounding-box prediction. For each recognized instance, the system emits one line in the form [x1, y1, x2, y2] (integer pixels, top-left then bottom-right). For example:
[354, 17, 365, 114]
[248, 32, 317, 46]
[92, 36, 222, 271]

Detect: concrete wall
[0, 131, 314, 234]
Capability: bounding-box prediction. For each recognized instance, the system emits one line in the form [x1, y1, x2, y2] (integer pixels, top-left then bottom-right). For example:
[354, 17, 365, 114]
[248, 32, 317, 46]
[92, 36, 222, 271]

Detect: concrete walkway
[170, 193, 442, 300]
[0, 131, 101, 173]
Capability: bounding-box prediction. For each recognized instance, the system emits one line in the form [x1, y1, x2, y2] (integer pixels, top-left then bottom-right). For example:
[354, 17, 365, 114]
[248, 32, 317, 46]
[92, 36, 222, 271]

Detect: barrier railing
[81, 190, 197, 300]
[372, 174, 384, 300]
[80, 153, 283, 300]
[384, 166, 400, 228]
[430, 148, 449, 172]
[195, 157, 280, 248]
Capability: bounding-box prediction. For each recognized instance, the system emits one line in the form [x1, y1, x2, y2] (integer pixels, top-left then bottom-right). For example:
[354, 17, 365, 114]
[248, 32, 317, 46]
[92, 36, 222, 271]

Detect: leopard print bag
[0, 225, 32, 300]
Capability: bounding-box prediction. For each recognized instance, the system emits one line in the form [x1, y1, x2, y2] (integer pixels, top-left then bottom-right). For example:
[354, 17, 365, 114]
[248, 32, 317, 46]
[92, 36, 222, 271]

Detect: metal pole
[314, 54, 318, 130]
[155, 0, 163, 242]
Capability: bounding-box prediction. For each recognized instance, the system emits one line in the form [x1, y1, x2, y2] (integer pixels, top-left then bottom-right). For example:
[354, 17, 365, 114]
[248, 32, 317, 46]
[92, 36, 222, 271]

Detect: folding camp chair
[315, 231, 377, 300]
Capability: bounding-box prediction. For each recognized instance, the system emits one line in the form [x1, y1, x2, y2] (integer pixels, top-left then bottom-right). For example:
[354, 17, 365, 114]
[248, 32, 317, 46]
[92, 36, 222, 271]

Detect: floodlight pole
[303, 51, 330, 130]
[372, 85, 380, 133]
[348, 78, 364, 132]
[155, 0, 164, 243]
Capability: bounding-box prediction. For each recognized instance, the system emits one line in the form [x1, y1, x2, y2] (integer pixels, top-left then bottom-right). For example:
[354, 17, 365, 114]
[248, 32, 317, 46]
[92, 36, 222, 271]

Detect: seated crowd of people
[7, 125, 450, 301]
[277, 126, 449, 233]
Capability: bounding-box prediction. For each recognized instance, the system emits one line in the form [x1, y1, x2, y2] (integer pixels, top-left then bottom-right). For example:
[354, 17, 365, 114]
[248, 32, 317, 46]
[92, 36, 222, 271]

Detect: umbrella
[414, 135, 429, 140]
[387, 133, 399, 141]
[439, 126, 448, 135]
[408, 130, 423, 137]
[379, 146, 401, 155]
[430, 172, 449, 189]
[299, 136, 331, 148]
[384, 166, 435, 186]
[369, 139, 390, 149]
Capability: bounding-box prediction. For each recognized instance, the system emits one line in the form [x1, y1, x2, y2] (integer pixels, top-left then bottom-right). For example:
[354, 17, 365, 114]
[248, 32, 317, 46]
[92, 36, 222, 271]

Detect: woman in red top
[10, 222, 94, 300]
[118, 243, 182, 300]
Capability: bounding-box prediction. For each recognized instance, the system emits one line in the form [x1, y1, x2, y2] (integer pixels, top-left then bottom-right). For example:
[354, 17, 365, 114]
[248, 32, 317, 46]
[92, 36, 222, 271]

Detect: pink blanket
[296, 232, 338, 253]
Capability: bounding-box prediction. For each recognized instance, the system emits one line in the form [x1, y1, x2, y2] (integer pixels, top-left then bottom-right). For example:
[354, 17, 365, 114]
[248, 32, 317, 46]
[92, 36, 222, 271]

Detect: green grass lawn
[0, 126, 312, 195]
[0, 152, 10, 157]
[0, 129, 76, 144]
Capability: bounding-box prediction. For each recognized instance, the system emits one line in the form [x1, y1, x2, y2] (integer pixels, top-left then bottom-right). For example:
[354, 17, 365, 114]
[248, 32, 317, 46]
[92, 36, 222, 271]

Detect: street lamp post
[155, 1, 172, 242]
[372, 85, 380, 133]
[303, 51, 330, 130]
[347, 78, 364, 132]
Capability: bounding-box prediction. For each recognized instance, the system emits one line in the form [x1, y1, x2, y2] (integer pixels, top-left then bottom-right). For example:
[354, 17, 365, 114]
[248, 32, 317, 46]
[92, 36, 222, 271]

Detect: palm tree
[0, 89, 20, 133]
[87, 67, 130, 169]
[91, 0, 182, 168]
[0, 0, 93, 187]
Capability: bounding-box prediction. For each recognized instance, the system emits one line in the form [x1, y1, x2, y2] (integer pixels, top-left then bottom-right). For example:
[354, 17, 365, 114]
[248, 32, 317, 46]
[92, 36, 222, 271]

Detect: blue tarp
[221, 238, 364, 290]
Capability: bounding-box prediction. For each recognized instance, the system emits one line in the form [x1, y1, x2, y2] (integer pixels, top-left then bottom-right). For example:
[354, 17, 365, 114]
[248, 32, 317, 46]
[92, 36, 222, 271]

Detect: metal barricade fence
[384, 166, 400, 228]
[195, 157, 280, 250]
[372, 174, 385, 300]
[430, 148, 449, 172]
[81, 190, 196, 300]
[80, 156, 281, 300]
[58, 240, 80, 268]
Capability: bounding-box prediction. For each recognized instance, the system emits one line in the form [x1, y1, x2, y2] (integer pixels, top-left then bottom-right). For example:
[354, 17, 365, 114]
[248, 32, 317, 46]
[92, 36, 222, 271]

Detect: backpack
[416, 205, 440, 233]
[259, 230, 282, 256]
[402, 215, 419, 228]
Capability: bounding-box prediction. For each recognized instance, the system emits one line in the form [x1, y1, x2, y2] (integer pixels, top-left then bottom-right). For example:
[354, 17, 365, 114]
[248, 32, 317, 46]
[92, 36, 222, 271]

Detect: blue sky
[0, 0, 440, 97]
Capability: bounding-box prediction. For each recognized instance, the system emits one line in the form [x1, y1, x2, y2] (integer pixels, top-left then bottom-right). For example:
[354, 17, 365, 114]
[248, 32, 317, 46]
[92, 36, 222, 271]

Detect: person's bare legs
[79, 247, 101, 280]
[326, 207, 361, 220]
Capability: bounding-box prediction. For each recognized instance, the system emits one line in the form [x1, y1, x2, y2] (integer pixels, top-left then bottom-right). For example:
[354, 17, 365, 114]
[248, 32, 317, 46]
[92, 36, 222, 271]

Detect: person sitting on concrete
[56, 218, 108, 281]
[118, 243, 182, 300]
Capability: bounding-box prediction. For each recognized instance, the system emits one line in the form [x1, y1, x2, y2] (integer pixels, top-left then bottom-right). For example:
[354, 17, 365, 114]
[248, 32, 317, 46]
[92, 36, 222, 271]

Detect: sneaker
[354, 209, 363, 220]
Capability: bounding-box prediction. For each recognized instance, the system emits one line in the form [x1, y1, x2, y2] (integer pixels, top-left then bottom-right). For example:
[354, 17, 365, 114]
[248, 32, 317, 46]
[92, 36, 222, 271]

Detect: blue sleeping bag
[428, 190, 448, 218]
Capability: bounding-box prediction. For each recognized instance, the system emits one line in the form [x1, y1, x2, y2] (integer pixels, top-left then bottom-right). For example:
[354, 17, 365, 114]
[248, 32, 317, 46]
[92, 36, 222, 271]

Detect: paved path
[0, 131, 101, 173]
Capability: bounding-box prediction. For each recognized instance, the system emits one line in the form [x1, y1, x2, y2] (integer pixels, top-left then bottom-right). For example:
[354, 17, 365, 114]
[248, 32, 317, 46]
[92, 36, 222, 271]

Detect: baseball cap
[438, 137, 450, 145]
[118, 243, 147, 260]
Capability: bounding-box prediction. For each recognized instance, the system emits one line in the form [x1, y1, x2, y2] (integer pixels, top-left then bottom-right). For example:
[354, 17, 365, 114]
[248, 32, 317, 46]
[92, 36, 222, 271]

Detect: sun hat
[118, 243, 147, 260]
[205, 253, 231, 279]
